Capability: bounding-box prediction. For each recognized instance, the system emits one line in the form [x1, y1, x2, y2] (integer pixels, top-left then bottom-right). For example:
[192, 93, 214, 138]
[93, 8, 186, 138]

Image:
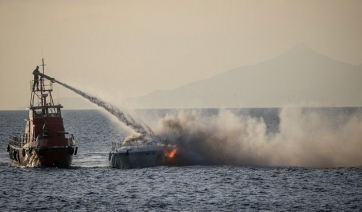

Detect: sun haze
[0, 0, 361, 110]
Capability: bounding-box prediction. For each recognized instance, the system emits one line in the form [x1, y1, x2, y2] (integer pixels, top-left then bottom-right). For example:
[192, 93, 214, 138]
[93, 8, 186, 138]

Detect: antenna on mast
[41, 58, 46, 75]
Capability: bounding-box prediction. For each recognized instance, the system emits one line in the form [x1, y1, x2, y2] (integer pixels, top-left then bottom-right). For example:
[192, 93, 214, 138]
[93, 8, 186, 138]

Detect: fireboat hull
[8, 145, 77, 168]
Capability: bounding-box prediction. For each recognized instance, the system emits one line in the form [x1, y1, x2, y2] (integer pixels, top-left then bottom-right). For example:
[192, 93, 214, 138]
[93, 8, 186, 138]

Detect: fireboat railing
[9, 133, 76, 146]
[9, 134, 26, 147]
[30, 79, 53, 91]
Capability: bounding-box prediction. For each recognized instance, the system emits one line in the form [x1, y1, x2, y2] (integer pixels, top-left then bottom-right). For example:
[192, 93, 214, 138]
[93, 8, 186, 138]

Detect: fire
[165, 148, 177, 158]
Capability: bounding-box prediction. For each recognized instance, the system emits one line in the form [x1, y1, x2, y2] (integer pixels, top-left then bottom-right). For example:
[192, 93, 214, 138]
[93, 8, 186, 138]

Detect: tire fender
[68, 147, 74, 155]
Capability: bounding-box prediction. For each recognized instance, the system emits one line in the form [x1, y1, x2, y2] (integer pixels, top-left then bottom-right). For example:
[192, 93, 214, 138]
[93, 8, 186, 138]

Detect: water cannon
[39, 73, 55, 83]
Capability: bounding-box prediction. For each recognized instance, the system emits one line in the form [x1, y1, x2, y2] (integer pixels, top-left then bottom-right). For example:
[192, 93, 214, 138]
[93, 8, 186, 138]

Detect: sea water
[0, 109, 361, 211]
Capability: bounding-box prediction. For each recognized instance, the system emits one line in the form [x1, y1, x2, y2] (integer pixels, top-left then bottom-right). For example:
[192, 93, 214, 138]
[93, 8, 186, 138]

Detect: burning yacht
[109, 134, 177, 169]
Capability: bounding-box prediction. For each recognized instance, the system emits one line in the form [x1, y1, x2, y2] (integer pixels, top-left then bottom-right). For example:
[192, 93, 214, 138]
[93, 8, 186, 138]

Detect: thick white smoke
[122, 133, 145, 145]
[155, 108, 362, 168]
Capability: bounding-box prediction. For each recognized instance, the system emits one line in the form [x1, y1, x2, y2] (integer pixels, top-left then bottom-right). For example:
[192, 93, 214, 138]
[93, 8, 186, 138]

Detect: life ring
[22, 149, 26, 157]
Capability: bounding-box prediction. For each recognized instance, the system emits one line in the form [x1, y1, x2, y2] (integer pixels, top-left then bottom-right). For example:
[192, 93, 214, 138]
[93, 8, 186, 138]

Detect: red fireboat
[7, 59, 77, 167]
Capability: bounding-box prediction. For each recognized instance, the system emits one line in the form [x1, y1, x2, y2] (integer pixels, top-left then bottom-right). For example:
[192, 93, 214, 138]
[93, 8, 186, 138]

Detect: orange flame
[165, 148, 177, 158]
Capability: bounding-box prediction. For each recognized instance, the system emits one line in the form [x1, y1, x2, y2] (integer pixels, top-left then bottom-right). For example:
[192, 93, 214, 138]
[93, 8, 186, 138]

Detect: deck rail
[9, 133, 76, 146]
[30, 79, 53, 92]
[9, 134, 26, 146]
[111, 139, 166, 151]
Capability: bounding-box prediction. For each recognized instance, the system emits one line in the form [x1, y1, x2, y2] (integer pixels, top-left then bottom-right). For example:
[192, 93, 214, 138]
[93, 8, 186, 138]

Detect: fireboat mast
[30, 58, 56, 108]
[40, 58, 46, 106]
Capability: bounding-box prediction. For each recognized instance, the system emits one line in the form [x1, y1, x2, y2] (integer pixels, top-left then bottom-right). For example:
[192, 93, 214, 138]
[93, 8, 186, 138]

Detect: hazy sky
[0, 0, 361, 110]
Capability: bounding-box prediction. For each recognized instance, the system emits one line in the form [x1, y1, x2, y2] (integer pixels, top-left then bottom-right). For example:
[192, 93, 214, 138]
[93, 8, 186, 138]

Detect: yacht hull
[110, 149, 164, 169]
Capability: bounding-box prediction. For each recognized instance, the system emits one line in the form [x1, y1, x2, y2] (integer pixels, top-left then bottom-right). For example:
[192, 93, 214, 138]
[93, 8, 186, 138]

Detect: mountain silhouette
[124, 43, 362, 108]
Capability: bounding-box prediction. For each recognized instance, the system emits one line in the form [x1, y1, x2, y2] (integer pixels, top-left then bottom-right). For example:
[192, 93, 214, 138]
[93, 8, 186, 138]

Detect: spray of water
[54, 80, 155, 138]
[155, 108, 362, 168]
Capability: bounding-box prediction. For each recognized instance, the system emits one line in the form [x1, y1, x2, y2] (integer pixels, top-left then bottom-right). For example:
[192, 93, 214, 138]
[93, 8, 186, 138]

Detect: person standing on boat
[32, 66, 40, 91]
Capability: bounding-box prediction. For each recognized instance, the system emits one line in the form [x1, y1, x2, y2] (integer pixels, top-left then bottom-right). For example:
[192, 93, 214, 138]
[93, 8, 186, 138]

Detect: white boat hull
[110, 148, 164, 169]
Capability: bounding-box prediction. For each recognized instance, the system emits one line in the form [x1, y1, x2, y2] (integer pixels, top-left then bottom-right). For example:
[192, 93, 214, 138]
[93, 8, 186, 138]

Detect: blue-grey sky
[0, 0, 361, 110]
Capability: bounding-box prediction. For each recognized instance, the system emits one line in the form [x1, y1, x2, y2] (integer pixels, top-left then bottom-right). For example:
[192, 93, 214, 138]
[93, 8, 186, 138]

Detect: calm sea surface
[0, 109, 361, 211]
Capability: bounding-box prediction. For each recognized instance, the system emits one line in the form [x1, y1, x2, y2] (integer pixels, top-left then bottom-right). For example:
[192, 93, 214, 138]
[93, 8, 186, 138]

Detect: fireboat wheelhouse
[7, 59, 77, 167]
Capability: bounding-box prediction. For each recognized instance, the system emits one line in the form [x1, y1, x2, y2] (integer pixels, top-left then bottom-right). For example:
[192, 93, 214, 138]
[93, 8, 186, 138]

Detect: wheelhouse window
[33, 108, 47, 118]
[48, 107, 61, 117]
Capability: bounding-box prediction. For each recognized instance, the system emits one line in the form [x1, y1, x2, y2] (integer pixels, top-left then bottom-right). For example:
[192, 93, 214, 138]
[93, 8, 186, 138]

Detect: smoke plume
[155, 108, 362, 168]
[122, 133, 145, 145]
